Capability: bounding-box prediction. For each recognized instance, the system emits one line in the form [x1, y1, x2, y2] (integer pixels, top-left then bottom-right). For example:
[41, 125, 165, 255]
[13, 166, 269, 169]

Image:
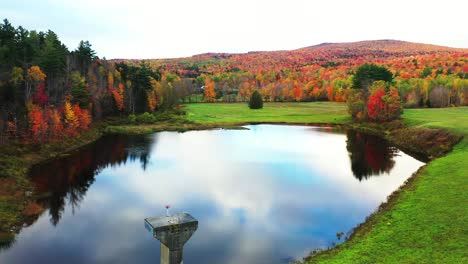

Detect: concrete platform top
[145, 213, 198, 233]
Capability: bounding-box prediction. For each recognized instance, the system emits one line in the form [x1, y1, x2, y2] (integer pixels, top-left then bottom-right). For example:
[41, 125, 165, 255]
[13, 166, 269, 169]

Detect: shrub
[347, 89, 366, 120]
[248, 90, 263, 109]
[136, 112, 156, 124]
[128, 114, 137, 123]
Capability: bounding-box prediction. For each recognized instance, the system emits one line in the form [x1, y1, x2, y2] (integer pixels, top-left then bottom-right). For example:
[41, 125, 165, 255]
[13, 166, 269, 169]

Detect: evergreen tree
[249, 90, 263, 109]
[70, 71, 91, 108]
[75, 40, 96, 76]
[419, 66, 432, 78]
[352, 63, 393, 90]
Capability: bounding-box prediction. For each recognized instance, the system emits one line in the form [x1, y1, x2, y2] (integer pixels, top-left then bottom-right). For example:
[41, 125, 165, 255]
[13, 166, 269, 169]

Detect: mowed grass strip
[185, 102, 349, 124]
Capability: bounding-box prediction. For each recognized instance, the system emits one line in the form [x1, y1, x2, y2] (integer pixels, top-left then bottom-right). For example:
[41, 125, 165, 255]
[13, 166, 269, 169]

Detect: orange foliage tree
[204, 77, 216, 102]
[72, 104, 92, 130]
[112, 83, 124, 112]
[79, 109, 92, 130]
[28, 105, 48, 142]
[147, 90, 157, 112]
[48, 108, 64, 140]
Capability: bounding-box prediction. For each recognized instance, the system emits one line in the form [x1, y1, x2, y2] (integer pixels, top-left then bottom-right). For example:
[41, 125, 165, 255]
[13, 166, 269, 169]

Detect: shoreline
[0, 113, 464, 261]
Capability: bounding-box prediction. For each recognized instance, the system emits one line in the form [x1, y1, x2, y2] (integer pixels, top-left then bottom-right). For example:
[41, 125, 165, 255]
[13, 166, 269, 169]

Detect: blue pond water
[0, 125, 424, 263]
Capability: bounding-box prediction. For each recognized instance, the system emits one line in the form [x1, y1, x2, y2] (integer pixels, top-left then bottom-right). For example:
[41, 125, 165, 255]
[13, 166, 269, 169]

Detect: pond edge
[0, 118, 463, 257]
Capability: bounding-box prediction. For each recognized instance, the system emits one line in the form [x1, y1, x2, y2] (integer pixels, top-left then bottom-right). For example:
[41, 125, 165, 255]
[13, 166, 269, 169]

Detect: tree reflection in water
[346, 130, 398, 181]
[29, 134, 156, 226]
[29, 130, 398, 228]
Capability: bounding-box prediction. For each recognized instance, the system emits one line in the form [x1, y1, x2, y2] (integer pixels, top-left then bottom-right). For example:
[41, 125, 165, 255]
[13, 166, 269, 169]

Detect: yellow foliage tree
[26, 66, 46, 103]
[149, 77, 162, 111]
[64, 101, 79, 135]
[11, 67, 24, 85]
[107, 72, 114, 90]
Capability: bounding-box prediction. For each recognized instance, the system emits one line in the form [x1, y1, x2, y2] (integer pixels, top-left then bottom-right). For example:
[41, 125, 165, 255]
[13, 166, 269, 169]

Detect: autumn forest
[1, 19, 468, 144]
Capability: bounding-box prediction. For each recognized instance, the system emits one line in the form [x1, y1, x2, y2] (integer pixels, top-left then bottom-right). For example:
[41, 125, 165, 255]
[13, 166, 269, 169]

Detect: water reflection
[346, 130, 398, 181]
[29, 135, 155, 226]
[0, 125, 424, 264]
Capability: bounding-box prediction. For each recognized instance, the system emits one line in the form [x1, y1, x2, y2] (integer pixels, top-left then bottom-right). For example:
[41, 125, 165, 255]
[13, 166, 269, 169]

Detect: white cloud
[2, 0, 467, 58]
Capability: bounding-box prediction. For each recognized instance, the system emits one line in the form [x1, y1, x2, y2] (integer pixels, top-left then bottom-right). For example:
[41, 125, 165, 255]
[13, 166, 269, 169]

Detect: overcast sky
[2, 0, 467, 59]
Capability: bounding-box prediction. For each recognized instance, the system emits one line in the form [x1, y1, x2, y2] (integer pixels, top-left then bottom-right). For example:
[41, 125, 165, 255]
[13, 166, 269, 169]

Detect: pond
[0, 125, 425, 264]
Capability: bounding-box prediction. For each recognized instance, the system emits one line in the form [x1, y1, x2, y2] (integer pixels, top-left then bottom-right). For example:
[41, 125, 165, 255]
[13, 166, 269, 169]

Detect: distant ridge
[298, 39, 467, 53]
[112, 40, 468, 62]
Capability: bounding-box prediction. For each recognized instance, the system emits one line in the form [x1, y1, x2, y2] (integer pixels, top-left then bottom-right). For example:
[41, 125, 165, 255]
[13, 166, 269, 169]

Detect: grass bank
[303, 107, 468, 263]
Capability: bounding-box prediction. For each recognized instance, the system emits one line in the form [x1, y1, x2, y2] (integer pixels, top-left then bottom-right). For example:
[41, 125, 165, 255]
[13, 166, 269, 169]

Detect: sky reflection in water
[0, 125, 424, 264]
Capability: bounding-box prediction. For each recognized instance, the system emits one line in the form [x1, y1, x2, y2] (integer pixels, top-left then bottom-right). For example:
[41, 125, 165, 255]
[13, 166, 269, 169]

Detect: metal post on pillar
[145, 212, 198, 264]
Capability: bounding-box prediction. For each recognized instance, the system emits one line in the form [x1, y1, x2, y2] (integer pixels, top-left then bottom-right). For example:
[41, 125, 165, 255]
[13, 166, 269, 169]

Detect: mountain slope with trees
[118, 40, 468, 107]
[1, 18, 467, 144]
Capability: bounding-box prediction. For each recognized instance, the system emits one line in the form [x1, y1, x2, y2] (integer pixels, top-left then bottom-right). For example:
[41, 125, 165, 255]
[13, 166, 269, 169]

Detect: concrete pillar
[145, 213, 198, 264]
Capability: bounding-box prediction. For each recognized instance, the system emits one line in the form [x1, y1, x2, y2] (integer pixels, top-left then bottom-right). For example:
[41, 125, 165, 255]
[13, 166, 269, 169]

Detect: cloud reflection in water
[0, 125, 424, 264]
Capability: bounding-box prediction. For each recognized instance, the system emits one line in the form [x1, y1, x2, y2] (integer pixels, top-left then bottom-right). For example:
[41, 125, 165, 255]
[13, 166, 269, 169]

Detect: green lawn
[307, 107, 468, 263]
[185, 102, 349, 124]
[186, 103, 468, 263]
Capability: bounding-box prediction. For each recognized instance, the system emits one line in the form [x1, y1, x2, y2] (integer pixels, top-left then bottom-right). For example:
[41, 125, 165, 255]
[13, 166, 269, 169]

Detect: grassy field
[185, 102, 349, 124]
[305, 107, 468, 263]
[186, 103, 467, 263]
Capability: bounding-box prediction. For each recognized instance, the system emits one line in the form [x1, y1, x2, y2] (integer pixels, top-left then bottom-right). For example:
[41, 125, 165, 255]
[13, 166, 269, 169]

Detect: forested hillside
[1, 19, 467, 144]
[0, 19, 175, 144]
[132, 40, 468, 105]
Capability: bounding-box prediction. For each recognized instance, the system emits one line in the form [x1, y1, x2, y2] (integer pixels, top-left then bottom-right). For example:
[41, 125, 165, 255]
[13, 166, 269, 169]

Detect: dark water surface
[0, 125, 424, 264]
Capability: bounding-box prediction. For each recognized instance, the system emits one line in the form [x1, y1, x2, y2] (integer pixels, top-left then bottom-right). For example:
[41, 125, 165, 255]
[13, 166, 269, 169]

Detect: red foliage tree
[294, 83, 303, 101]
[367, 87, 402, 122]
[367, 88, 387, 120]
[33, 83, 48, 106]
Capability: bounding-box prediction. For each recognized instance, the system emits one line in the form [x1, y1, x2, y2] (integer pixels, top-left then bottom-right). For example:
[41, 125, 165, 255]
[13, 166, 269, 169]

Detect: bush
[248, 90, 263, 109]
[136, 112, 156, 124]
[128, 114, 137, 123]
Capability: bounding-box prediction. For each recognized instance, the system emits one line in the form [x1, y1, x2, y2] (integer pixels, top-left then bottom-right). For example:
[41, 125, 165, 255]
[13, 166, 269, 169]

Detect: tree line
[143, 42, 468, 107]
[0, 19, 178, 144]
